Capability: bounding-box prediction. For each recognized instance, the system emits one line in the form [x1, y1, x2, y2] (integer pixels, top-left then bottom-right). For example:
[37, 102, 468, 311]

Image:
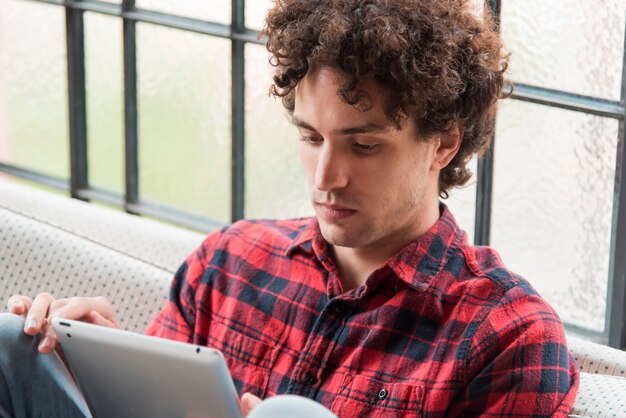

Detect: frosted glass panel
[0, 174, 66, 196]
[136, 0, 230, 24]
[445, 158, 477, 244]
[491, 100, 618, 332]
[246, 0, 272, 30]
[137, 24, 231, 222]
[0, 0, 69, 178]
[501, 0, 625, 100]
[244, 44, 311, 219]
[85, 13, 124, 194]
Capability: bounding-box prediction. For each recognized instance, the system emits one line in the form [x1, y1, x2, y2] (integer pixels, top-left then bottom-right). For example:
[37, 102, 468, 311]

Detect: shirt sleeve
[453, 285, 579, 417]
[144, 228, 225, 343]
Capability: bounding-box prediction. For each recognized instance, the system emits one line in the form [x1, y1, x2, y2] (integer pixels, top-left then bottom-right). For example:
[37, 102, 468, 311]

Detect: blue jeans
[0, 313, 91, 418]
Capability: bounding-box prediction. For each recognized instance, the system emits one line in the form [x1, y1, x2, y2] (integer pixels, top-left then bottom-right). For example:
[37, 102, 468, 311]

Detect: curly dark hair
[262, 0, 511, 197]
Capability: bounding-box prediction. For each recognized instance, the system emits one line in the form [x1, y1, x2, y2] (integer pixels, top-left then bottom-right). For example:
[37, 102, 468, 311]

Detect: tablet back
[52, 318, 242, 418]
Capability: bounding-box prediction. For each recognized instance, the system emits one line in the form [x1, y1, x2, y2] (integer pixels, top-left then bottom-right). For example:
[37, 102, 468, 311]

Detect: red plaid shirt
[146, 207, 578, 417]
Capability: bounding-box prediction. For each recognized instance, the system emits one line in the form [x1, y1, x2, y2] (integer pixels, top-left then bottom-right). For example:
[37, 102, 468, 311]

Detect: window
[0, 0, 625, 349]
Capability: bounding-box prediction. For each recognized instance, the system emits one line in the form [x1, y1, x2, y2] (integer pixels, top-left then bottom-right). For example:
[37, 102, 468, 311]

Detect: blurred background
[0, 0, 625, 346]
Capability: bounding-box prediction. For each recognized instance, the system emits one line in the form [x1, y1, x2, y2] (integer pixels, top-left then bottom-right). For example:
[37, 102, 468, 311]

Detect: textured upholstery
[0, 180, 205, 332]
[568, 336, 626, 417]
[1, 179, 625, 415]
[569, 374, 626, 417]
[568, 336, 626, 377]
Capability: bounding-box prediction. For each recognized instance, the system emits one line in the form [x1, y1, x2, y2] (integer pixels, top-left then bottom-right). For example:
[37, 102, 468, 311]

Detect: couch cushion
[569, 372, 626, 418]
[568, 335, 626, 377]
[0, 206, 171, 332]
[0, 179, 208, 332]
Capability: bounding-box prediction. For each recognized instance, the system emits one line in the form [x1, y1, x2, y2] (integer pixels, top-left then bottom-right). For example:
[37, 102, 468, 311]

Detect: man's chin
[318, 221, 364, 248]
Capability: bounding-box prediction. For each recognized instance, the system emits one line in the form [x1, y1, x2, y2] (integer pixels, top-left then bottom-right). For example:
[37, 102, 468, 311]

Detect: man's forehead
[291, 114, 392, 135]
[293, 67, 396, 126]
[297, 66, 386, 97]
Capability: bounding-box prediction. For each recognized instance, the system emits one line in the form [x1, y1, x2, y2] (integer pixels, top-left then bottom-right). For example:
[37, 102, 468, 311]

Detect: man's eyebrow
[292, 116, 318, 132]
[336, 124, 388, 135]
[292, 116, 389, 135]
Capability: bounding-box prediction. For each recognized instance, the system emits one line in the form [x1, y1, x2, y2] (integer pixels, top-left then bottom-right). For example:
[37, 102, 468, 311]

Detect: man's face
[293, 67, 443, 252]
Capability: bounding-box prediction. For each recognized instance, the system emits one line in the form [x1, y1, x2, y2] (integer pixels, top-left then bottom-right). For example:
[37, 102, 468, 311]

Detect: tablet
[51, 318, 242, 418]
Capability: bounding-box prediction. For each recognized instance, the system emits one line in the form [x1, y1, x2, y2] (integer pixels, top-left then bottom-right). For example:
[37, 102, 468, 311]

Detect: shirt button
[378, 388, 388, 400]
[303, 372, 316, 385]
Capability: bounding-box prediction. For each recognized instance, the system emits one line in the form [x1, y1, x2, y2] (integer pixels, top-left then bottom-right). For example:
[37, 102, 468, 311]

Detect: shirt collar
[387, 205, 467, 290]
[286, 204, 467, 290]
[286, 217, 326, 259]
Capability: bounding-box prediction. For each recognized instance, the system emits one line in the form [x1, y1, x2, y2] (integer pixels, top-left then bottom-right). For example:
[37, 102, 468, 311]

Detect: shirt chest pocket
[209, 320, 278, 398]
[330, 374, 424, 418]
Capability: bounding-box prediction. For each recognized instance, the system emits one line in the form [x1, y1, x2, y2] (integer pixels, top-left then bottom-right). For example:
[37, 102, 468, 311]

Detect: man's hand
[6, 293, 119, 354]
[240, 393, 262, 416]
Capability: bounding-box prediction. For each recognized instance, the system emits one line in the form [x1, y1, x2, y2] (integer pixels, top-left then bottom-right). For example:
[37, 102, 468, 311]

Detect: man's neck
[331, 205, 441, 292]
[332, 245, 388, 291]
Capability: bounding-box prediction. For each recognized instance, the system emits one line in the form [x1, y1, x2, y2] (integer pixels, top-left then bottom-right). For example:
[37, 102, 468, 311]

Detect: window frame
[1, 0, 625, 348]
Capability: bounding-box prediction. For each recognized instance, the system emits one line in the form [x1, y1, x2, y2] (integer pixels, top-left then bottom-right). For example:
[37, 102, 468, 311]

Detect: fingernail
[25, 319, 37, 330]
[242, 393, 262, 407]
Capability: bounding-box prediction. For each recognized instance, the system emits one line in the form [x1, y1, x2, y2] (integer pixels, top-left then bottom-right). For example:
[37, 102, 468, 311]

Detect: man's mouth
[315, 202, 358, 221]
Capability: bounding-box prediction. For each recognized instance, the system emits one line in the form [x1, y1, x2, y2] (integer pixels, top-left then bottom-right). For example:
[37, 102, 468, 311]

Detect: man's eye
[353, 143, 380, 153]
[300, 136, 322, 144]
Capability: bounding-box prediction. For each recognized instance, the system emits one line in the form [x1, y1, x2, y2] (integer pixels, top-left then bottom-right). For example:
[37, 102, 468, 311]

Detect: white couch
[1, 179, 624, 417]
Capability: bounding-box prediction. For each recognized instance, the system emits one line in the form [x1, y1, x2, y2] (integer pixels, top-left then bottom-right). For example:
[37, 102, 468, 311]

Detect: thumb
[240, 392, 262, 416]
[87, 311, 118, 328]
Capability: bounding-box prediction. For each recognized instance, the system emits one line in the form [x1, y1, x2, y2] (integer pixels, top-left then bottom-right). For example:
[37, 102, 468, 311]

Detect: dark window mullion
[607, 21, 626, 350]
[122, 0, 139, 213]
[473, 0, 501, 245]
[231, 0, 245, 222]
[66, 2, 88, 199]
[474, 146, 494, 245]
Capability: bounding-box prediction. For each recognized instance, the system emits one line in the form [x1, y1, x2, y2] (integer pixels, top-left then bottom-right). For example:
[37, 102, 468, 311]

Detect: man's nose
[314, 144, 349, 192]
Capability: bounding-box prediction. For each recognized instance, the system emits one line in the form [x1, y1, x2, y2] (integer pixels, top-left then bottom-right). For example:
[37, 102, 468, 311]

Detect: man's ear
[432, 122, 462, 171]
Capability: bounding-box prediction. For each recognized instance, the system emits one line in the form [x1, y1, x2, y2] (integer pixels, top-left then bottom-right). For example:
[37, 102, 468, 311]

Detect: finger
[46, 298, 70, 319]
[37, 323, 59, 354]
[92, 296, 119, 326]
[86, 311, 119, 329]
[240, 393, 262, 416]
[24, 293, 54, 336]
[6, 295, 23, 314]
[7, 295, 32, 316]
[49, 296, 117, 326]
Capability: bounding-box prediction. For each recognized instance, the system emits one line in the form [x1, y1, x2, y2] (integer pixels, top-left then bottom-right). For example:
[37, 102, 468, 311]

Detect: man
[2, 0, 578, 416]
